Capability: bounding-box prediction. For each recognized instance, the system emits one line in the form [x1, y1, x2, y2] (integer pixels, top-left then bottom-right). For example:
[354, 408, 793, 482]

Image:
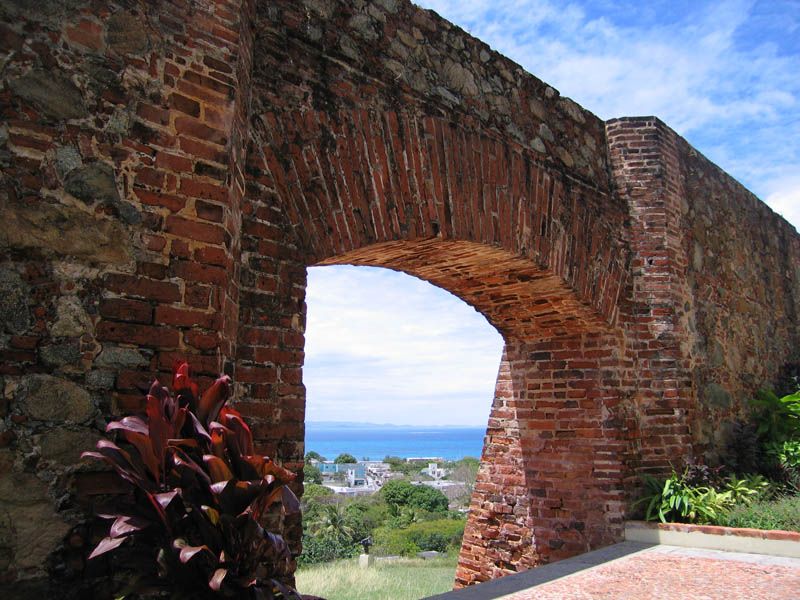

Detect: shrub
[719, 495, 800, 532]
[403, 519, 465, 553]
[81, 362, 301, 599]
[372, 518, 465, 556]
[298, 532, 358, 566]
[380, 480, 448, 515]
[381, 480, 415, 514]
[408, 485, 449, 514]
[636, 470, 732, 524]
[636, 469, 777, 525]
[371, 527, 421, 557]
[752, 390, 800, 444]
[303, 483, 334, 502]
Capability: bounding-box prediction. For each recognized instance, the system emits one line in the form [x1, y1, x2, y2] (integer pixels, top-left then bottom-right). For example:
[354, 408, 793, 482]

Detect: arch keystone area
[1, 0, 799, 594]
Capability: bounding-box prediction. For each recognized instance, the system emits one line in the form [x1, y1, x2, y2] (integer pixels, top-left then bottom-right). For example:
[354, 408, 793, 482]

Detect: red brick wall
[1, 0, 799, 596]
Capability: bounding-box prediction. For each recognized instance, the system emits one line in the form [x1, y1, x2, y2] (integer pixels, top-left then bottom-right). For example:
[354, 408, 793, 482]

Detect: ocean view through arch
[303, 264, 505, 460]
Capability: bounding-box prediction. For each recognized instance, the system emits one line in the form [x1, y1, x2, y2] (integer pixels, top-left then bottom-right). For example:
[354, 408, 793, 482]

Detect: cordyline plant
[82, 362, 302, 599]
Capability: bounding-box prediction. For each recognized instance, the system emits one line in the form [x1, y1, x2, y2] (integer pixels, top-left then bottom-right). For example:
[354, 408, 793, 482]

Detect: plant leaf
[110, 515, 150, 538]
[204, 454, 234, 483]
[178, 543, 212, 564]
[209, 568, 228, 592]
[88, 535, 127, 559]
[106, 415, 149, 436]
[220, 408, 254, 456]
[198, 375, 232, 425]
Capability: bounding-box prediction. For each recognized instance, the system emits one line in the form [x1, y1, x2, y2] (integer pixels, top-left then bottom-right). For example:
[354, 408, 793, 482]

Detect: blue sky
[303, 0, 800, 427]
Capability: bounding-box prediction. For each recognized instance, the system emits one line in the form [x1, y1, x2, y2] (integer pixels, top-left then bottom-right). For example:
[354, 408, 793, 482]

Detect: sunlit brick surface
[501, 547, 800, 600]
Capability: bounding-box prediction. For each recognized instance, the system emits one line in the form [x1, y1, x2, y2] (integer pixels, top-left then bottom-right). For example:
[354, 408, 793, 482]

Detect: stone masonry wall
[0, 1, 253, 595]
[678, 134, 800, 458]
[1, 0, 799, 597]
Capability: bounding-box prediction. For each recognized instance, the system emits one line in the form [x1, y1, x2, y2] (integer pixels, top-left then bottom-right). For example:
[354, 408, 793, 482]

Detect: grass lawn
[295, 555, 459, 600]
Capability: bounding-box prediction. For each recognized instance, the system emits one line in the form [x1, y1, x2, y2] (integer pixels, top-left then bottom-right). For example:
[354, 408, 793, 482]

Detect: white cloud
[304, 266, 505, 426]
[416, 0, 800, 231]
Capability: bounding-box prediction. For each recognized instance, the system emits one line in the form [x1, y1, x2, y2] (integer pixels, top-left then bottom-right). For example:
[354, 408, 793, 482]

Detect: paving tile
[498, 546, 800, 600]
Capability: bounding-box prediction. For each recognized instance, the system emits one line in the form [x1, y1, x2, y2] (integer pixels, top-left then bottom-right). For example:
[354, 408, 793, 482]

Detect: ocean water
[305, 424, 486, 461]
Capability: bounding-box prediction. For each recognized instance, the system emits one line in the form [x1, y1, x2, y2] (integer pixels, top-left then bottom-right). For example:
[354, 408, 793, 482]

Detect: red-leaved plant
[82, 362, 301, 599]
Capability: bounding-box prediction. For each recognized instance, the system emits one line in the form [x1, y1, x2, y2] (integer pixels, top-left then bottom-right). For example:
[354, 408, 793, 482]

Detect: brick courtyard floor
[428, 542, 800, 600]
[498, 546, 800, 600]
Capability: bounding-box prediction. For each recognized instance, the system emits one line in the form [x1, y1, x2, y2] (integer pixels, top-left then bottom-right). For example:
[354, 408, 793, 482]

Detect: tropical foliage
[636, 470, 769, 525]
[380, 480, 449, 515]
[81, 362, 301, 599]
[637, 385, 800, 530]
[298, 475, 463, 566]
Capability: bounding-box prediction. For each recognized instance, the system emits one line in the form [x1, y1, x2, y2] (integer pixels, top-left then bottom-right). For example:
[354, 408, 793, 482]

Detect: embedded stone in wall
[0, 268, 30, 335]
[94, 346, 149, 369]
[7, 70, 88, 121]
[37, 428, 100, 465]
[0, 470, 71, 577]
[39, 341, 81, 369]
[105, 12, 150, 56]
[1, 200, 132, 265]
[49, 297, 92, 339]
[64, 162, 141, 225]
[16, 375, 94, 423]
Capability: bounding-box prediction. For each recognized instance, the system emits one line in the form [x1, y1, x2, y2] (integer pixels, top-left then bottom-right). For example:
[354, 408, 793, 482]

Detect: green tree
[310, 503, 355, 540]
[381, 479, 416, 514]
[334, 452, 358, 464]
[343, 498, 389, 542]
[305, 450, 326, 462]
[408, 485, 449, 514]
[304, 463, 323, 484]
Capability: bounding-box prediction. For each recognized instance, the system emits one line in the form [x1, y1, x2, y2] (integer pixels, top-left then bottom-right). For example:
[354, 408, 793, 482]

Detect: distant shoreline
[305, 423, 485, 461]
[307, 421, 486, 429]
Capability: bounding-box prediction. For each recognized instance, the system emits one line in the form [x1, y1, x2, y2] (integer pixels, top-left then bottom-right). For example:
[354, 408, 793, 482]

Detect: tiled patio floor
[428, 542, 800, 600]
[500, 545, 800, 600]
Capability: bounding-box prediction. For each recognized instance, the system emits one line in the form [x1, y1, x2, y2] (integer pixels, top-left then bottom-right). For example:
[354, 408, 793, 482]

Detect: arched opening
[284, 239, 631, 588]
[239, 53, 636, 583]
[297, 264, 504, 595]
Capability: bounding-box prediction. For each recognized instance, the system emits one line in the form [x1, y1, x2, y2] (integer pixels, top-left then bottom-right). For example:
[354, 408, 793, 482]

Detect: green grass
[718, 494, 800, 532]
[295, 555, 459, 600]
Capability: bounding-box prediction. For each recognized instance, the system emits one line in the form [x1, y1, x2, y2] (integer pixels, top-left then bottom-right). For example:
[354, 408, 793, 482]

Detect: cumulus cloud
[417, 0, 800, 230]
[305, 266, 504, 426]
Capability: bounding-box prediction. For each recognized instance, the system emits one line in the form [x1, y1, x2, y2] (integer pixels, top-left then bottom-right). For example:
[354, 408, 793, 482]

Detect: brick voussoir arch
[249, 107, 630, 329]
[241, 101, 635, 585]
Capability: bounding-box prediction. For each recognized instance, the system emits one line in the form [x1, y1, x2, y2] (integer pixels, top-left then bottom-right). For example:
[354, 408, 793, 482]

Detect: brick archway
[239, 88, 636, 580]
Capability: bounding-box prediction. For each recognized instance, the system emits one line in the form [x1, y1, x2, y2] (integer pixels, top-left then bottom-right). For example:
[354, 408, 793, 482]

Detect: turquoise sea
[305, 423, 486, 461]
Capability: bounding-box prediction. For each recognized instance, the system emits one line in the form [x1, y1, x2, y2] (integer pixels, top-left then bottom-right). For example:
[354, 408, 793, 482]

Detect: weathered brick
[105, 274, 181, 303]
[180, 178, 228, 202]
[195, 199, 224, 222]
[96, 321, 179, 348]
[98, 298, 153, 324]
[154, 306, 216, 328]
[135, 188, 187, 213]
[165, 215, 227, 244]
[169, 93, 201, 117]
